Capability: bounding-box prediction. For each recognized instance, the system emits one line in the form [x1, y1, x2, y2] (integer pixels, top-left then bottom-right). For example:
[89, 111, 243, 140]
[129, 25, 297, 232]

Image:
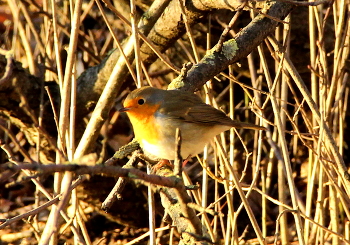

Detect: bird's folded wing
[160, 97, 265, 130]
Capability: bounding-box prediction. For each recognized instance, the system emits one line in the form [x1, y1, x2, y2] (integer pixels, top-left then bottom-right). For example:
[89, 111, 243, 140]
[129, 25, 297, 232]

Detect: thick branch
[76, 0, 267, 116]
[0, 162, 182, 188]
[0, 55, 58, 160]
[180, 0, 294, 92]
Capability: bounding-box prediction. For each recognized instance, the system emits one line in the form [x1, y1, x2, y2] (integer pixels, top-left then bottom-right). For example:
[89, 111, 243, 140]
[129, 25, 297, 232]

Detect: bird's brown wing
[159, 92, 265, 130]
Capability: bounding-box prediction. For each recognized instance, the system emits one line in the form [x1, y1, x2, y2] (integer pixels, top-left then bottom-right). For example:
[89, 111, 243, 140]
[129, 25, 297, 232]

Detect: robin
[119, 86, 265, 160]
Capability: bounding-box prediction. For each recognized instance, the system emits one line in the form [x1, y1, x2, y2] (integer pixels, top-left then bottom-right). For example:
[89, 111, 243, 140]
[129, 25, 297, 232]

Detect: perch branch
[0, 162, 183, 189]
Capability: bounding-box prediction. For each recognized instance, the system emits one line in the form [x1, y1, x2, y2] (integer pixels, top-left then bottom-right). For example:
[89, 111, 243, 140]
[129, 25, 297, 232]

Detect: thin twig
[269, 36, 350, 185]
[101, 0, 180, 72]
[278, 0, 332, 6]
[0, 177, 84, 229]
[215, 2, 247, 52]
[101, 151, 140, 212]
[173, 128, 182, 176]
[0, 50, 14, 86]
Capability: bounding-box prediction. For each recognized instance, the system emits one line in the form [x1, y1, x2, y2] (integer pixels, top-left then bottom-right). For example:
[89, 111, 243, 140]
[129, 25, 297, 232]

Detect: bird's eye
[137, 98, 145, 105]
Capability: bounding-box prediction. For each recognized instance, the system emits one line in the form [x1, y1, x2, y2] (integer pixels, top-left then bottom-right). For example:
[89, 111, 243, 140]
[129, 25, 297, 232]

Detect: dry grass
[0, 0, 349, 244]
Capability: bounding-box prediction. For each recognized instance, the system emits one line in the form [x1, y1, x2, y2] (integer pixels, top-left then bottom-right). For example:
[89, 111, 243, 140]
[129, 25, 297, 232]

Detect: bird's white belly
[140, 123, 230, 160]
[141, 139, 177, 160]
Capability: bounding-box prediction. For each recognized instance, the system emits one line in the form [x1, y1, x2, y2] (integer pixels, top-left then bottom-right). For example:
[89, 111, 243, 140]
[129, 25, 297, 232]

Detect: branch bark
[180, 0, 294, 92]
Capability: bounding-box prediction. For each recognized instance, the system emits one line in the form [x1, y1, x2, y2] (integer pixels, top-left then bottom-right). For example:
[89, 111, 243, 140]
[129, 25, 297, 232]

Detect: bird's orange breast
[126, 103, 161, 145]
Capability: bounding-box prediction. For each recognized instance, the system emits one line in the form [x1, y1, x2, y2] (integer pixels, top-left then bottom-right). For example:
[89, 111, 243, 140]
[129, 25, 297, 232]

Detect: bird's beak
[119, 107, 130, 112]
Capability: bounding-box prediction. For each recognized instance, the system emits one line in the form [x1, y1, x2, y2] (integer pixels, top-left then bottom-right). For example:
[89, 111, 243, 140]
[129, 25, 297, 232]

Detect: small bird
[119, 86, 265, 160]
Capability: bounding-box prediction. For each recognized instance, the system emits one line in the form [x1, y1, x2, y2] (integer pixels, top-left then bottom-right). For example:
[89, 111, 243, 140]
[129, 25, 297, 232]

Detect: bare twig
[101, 150, 141, 212]
[100, 0, 180, 72]
[215, 2, 246, 52]
[173, 128, 182, 176]
[268, 36, 350, 186]
[0, 49, 14, 86]
[156, 165, 211, 244]
[277, 0, 332, 6]
[0, 177, 84, 229]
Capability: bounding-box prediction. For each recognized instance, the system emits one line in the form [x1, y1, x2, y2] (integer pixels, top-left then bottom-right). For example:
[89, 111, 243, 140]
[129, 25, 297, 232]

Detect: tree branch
[179, 0, 294, 92]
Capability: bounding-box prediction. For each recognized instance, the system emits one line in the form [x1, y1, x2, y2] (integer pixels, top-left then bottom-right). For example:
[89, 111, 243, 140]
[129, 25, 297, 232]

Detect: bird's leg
[182, 158, 189, 168]
[151, 159, 173, 173]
